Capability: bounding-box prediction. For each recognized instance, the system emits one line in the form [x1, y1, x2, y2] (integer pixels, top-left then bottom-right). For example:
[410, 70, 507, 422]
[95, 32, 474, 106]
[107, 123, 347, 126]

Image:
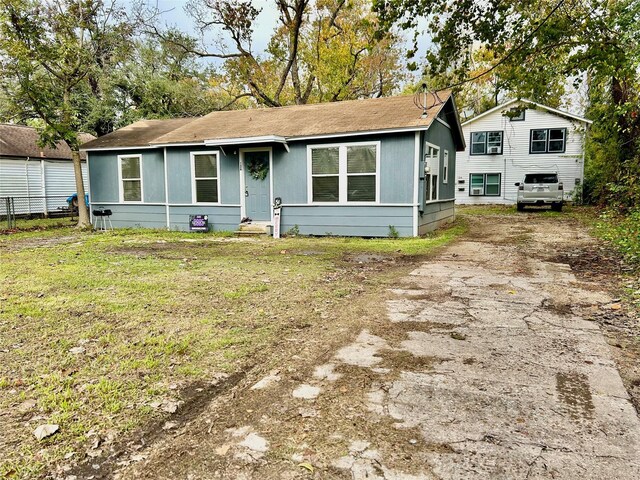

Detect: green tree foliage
[0, 0, 133, 226]
[149, 0, 405, 107]
[373, 0, 640, 208]
[82, 34, 240, 136]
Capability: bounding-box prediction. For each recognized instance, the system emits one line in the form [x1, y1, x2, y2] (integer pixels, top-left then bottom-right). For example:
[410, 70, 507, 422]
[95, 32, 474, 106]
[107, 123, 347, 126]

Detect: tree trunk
[71, 149, 91, 228]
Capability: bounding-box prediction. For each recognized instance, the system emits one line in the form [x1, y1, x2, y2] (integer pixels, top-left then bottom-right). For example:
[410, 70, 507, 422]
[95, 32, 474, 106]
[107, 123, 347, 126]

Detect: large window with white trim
[192, 152, 219, 203]
[119, 155, 142, 202]
[424, 144, 440, 202]
[309, 143, 378, 203]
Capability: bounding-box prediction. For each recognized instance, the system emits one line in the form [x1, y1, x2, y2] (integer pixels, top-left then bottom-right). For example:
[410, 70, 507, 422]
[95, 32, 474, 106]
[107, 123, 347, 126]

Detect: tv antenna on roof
[414, 83, 445, 119]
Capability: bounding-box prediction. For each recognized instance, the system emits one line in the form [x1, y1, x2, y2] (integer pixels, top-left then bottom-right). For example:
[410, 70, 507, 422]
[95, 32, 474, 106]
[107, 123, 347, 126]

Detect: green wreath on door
[248, 156, 269, 181]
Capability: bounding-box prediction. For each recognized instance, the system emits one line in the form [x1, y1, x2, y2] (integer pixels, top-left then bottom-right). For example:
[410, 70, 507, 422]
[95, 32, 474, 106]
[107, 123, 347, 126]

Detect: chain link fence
[0, 196, 79, 229]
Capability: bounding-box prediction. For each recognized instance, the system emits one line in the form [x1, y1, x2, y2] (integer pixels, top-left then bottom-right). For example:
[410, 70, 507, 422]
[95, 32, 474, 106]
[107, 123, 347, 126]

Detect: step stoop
[235, 222, 272, 236]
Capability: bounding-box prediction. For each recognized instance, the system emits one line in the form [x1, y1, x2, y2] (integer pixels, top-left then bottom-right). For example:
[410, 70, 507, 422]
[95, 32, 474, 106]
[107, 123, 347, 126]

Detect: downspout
[163, 147, 170, 230]
[580, 127, 587, 204]
[40, 159, 48, 216]
[503, 157, 507, 201]
[86, 153, 92, 226]
[413, 131, 420, 237]
[25, 157, 31, 215]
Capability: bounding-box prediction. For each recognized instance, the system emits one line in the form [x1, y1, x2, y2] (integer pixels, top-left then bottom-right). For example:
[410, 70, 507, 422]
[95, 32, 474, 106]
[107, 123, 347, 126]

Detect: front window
[530, 128, 566, 153]
[471, 131, 503, 155]
[311, 147, 339, 202]
[192, 153, 219, 203]
[469, 173, 501, 196]
[425, 144, 439, 202]
[310, 143, 378, 203]
[119, 155, 142, 202]
[346, 145, 376, 202]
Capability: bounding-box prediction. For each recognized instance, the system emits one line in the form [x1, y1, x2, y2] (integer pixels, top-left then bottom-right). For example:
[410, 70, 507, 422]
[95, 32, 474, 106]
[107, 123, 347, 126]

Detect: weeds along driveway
[91, 211, 640, 480]
[0, 225, 462, 479]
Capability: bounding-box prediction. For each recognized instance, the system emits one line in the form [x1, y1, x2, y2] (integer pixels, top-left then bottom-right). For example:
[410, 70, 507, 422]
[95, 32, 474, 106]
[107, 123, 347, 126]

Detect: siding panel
[1, 158, 87, 215]
[424, 114, 457, 202]
[166, 146, 241, 205]
[88, 151, 122, 203]
[418, 200, 455, 235]
[142, 151, 165, 203]
[280, 205, 413, 237]
[169, 205, 240, 232]
[273, 143, 307, 204]
[44, 160, 88, 211]
[90, 203, 166, 229]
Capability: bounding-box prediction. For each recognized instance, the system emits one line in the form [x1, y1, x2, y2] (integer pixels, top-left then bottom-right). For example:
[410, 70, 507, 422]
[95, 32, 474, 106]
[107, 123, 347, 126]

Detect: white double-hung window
[191, 152, 220, 203]
[424, 144, 440, 202]
[118, 154, 143, 202]
[309, 142, 379, 203]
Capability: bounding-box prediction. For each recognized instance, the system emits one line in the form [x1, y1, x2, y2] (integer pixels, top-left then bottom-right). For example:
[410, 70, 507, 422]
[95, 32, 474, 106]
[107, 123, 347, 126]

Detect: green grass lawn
[0, 216, 78, 233]
[0, 222, 465, 478]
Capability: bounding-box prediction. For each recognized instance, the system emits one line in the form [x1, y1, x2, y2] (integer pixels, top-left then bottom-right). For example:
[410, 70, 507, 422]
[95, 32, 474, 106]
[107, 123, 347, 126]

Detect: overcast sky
[140, 0, 282, 59]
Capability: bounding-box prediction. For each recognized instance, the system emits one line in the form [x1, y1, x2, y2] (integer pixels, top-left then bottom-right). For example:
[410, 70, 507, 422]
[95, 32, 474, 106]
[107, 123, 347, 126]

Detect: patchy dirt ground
[55, 213, 640, 478]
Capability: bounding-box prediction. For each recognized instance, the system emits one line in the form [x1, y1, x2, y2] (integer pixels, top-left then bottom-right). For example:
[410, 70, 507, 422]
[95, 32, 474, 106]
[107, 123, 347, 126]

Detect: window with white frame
[424, 144, 439, 202]
[119, 155, 142, 202]
[192, 152, 219, 203]
[470, 131, 503, 155]
[443, 150, 449, 184]
[309, 143, 378, 203]
[469, 173, 501, 196]
[530, 128, 566, 153]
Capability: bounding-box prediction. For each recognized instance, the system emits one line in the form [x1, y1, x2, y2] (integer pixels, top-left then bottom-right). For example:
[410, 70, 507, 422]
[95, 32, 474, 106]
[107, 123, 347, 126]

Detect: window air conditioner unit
[472, 188, 482, 195]
[488, 146, 501, 154]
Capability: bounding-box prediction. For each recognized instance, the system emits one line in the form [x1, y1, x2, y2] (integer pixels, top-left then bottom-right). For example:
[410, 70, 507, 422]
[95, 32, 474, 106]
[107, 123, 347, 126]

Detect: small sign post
[189, 214, 209, 232]
[273, 197, 282, 239]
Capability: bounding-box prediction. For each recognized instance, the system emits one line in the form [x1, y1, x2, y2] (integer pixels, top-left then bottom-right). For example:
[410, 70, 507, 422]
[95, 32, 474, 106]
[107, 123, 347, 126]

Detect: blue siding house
[82, 93, 464, 237]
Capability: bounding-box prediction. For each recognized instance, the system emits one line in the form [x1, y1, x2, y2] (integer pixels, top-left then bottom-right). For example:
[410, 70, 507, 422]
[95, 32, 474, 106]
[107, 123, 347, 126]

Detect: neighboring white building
[0, 124, 92, 215]
[456, 99, 592, 204]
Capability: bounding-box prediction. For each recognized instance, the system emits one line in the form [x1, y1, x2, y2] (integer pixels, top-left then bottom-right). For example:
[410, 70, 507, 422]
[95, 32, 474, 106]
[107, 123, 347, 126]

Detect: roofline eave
[83, 125, 437, 151]
[461, 98, 592, 126]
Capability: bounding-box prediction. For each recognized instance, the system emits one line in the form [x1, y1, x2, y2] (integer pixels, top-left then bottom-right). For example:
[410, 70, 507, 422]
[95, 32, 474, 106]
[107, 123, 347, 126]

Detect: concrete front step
[235, 222, 272, 236]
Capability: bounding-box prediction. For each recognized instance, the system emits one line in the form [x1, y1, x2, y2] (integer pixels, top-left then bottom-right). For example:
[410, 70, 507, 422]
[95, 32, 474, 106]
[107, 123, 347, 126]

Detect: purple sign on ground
[189, 215, 209, 232]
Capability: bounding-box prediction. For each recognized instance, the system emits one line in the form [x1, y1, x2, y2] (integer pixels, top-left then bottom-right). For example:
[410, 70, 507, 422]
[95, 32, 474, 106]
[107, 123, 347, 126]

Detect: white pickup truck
[515, 173, 564, 212]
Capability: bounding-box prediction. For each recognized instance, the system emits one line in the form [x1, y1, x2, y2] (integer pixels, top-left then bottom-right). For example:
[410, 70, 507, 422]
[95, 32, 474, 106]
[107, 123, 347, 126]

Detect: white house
[0, 124, 92, 215]
[456, 99, 592, 204]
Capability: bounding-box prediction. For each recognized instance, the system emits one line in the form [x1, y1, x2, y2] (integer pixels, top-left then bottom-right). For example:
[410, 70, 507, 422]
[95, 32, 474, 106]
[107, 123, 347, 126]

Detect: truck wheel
[517, 203, 525, 212]
[551, 203, 563, 212]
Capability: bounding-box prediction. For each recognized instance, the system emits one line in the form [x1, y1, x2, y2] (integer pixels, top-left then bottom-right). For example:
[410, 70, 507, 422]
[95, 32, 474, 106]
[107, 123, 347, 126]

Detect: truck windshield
[524, 174, 558, 184]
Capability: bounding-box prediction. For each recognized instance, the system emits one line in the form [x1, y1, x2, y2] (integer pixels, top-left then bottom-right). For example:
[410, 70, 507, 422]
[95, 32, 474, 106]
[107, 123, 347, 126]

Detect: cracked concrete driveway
[76, 213, 640, 480]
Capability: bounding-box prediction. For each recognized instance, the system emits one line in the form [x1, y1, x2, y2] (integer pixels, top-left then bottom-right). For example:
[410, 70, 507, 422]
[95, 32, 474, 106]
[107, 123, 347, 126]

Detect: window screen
[311, 147, 339, 202]
[193, 154, 219, 203]
[121, 156, 142, 202]
[310, 145, 377, 203]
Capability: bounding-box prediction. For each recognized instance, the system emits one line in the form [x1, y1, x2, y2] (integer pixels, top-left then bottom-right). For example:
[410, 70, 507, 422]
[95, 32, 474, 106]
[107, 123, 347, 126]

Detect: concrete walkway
[350, 239, 640, 478]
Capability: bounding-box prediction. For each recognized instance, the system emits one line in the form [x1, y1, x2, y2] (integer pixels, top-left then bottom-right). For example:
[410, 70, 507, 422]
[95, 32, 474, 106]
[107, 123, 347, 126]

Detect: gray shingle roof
[81, 118, 196, 150]
[81, 93, 462, 150]
[0, 124, 95, 160]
